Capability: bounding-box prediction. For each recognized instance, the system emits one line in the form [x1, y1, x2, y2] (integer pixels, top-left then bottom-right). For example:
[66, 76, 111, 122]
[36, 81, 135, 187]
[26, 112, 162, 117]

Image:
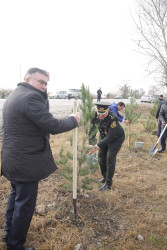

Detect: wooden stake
[73, 100, 78, 224]
[128, 123, 130, 147]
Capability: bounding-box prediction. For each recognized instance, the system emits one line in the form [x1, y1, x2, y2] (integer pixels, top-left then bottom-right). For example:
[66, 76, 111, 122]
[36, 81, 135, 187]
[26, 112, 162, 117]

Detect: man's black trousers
[98, 135, 125, 185]
[4, 181, 38, 250]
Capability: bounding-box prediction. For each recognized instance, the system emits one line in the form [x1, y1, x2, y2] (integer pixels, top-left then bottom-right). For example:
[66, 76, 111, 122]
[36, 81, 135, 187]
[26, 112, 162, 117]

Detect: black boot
[1, 230, 8, 242]
[98, 182, 111, 191]
[98, 177, 106, 183]
[158, 148, 165, 153]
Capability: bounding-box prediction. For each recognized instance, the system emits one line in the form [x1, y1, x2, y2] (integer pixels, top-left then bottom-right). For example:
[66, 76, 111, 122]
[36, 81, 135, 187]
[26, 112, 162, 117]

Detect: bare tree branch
[132, 0, 167, 85]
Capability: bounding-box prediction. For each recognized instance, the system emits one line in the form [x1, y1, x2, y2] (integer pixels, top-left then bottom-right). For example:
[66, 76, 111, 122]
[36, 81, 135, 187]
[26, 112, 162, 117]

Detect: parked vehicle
[55, 91, 67, 99]
[49, 95, 56, 99]
[49, 91, 67, 99]
[141, 95, 157, 103]
[115, 96, 123, 99]
[67, 89, 81, 99]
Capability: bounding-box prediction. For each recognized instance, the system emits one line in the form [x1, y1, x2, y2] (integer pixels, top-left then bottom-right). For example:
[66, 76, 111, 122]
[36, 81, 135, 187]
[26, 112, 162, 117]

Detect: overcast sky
[0, 0, 153, 95]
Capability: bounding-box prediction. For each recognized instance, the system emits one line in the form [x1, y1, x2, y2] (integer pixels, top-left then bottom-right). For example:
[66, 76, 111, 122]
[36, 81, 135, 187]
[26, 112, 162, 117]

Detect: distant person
[1, 67, 80, 250]
[88, 102, 125, 191]
[97, 87, 102, 102]
[109, 102, 129, 123]
[159, 94, 164, 102]
[155, 94, 164, 138]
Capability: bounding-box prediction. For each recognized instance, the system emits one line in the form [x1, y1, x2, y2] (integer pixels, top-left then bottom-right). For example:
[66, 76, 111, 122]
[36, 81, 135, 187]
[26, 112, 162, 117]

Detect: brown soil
[1, 104, 167, 250]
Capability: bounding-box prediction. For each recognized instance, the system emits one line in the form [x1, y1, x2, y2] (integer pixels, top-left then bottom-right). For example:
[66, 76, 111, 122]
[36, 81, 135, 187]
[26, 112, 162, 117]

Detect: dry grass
[1, 104, 167, 250]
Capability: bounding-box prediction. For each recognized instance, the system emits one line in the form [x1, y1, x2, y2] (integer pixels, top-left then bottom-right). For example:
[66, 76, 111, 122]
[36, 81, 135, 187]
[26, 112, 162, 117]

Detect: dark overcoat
[159, 101, 167, 123]
[1, 82, 78, 182]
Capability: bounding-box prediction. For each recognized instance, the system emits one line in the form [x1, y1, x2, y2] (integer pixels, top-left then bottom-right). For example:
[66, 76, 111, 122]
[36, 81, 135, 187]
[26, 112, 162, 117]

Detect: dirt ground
[1, 104, 167, 250]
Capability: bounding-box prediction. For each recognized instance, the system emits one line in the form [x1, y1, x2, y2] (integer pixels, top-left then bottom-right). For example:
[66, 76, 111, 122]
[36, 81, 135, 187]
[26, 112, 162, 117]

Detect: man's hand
[124, 119, 129, 124]
[88, 145, 99, 154]
[71, 112, 80, 123]
[162, 121, 166, 125]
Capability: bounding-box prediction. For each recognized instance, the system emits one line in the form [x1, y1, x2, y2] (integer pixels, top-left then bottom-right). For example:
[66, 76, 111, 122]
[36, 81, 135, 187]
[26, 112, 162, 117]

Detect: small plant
[56, 147, 73, 190]
[143, 102, 157, 133]
[148, 235, 164, 247]
[125, 90, 141, 147]
[57, 83, 99, 193]
[78, 83, 99, 193]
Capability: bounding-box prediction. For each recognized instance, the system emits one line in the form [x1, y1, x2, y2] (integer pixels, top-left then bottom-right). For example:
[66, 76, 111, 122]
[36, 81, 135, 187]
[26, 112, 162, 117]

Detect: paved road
[0, 98, 150, 122]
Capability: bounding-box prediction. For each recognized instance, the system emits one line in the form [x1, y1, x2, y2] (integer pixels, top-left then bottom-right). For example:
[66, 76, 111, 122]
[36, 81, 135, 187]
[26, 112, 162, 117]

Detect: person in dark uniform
[1, 67, 80, 250]
[97, 87, 102, 102]
[88, 102, 125, 191]
[157, 99, 167, 153]
[155, 94, 164, 138]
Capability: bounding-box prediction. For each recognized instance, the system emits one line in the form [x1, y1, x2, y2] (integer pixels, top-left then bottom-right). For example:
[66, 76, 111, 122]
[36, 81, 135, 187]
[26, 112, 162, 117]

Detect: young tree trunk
[128, 123, 130, 147]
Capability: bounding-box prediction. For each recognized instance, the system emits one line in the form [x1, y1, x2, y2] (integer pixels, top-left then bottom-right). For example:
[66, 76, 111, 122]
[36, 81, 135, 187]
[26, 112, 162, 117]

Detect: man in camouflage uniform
[88, 102, 125, 191]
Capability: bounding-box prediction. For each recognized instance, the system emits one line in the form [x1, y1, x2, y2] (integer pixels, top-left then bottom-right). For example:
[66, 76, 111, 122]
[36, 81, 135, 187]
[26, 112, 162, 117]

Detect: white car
[115, 96, 123, 99]
[141, 95, 157, 103]
[52, 91, 67, 99]
[67, 89, 81, 99]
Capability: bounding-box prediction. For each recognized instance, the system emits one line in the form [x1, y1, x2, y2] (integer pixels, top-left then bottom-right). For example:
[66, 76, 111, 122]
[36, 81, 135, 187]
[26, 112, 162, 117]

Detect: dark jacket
[159, 101, 167, 123]
[155, 99, 165, 119]
[97, 89, 102, 97]
[89, 111, 125, 148]
[1, 82, 78, 182]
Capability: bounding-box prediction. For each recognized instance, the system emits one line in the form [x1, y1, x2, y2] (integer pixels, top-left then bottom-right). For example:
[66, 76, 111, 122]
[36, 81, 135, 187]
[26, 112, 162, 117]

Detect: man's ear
[25, 77, 30, 83]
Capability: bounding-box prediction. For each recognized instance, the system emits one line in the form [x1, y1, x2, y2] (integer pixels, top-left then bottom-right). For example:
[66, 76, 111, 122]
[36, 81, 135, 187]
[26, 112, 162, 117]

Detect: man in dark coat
[1, 67, 80, 250]
[97, 87, 102, 102]
[158, 100, 167, 153]
[155, 94, 164, 138]
[88, 102, 125, 191]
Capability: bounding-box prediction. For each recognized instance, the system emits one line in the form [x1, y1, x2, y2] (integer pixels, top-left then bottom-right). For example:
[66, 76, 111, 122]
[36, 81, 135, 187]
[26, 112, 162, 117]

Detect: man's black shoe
[158, 148, 165, 153]
[1, 230, 8, 242]
[25, 247, 35, 250]
[98, 183, 111, 191]
[98, 177, 105, 183]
